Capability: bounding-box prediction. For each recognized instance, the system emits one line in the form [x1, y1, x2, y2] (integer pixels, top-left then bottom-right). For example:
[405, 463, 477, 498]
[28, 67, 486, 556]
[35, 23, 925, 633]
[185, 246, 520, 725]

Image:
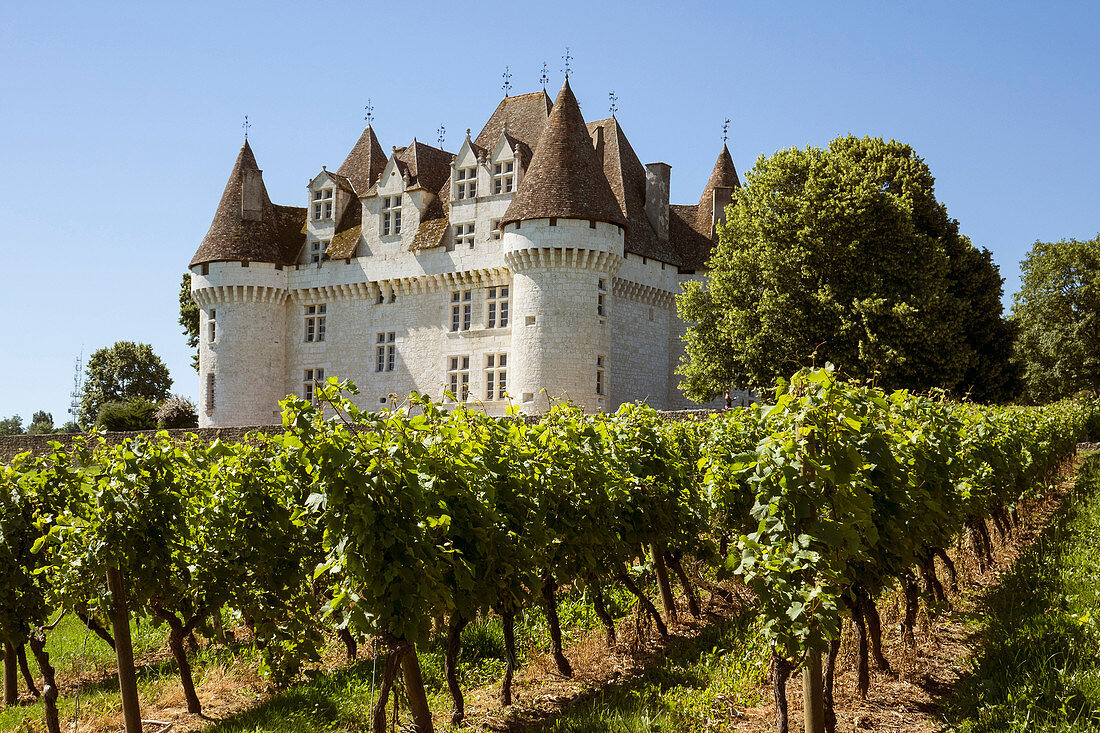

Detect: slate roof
[586, 117, 679, 264]
[669, 204, 716, 270]
[336, 125, 387, 193]
[474, 91, 553, 153]
[501, 79, 627, 230]
[191, 141, 306, 267]
[696, 144, 741, 235]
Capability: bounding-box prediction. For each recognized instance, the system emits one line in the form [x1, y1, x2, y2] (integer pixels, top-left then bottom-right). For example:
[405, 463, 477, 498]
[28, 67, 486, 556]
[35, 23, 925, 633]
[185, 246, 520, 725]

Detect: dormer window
[312, 188, 334, 220]
[382, 196, 402, 236]
[310, 240, 328, 264]
[492, 161, 515, 194]
[455, 166, 477, 199]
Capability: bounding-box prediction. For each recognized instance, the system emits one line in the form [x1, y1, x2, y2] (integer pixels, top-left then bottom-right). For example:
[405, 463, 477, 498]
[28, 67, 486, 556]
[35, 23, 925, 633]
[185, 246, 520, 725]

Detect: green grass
[538, 609, 768, 733]
[942, 453, 1100, 732]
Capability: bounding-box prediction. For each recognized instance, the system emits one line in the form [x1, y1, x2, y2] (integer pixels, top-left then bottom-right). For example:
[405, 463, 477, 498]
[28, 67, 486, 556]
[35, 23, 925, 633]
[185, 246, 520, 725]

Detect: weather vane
[722, 118, 730, 144]
[437, 124, 446, 147]
[609, 91, 618, 117]
[562, 47, 572, 78]
[242, 115, 251, 140]
[539, 62, 549, 90]
[364, 99, 374, 125]
[502, 65, 512, 96]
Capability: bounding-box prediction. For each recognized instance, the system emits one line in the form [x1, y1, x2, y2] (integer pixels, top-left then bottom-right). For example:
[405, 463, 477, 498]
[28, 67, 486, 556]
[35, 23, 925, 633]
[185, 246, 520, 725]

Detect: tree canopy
[78, 342, 172, 426]
[180, 273, 200, 373]
[677, 135, 1015, 402]
[1012, 235, 1100, 401]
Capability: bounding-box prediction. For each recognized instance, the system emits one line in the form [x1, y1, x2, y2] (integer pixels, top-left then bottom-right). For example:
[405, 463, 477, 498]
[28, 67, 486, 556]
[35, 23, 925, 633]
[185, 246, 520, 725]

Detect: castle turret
[697, 144, 741, 237]
[189, 141, 303, 426]
[500, 78, 627, 413]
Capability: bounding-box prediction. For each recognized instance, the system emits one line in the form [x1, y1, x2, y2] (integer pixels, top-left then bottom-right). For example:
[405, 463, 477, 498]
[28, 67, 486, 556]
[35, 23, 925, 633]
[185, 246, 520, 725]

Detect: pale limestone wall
[191, 262, 289, 427]
[611, 293, 672, 410]
[503, 218, 623, 414]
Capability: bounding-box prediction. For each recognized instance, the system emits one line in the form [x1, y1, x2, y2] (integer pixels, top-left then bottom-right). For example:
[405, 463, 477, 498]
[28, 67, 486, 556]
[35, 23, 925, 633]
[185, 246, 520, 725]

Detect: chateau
[189, 79, 740, 427]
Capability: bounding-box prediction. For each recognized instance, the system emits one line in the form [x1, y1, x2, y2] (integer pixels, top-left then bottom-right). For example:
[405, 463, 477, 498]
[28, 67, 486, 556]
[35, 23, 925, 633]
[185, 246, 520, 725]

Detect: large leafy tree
[78, 342, 172, 426]
[1012, 235, 1100, 401]
[677, 135, 1014, 401]
[179, 273, 200, 373]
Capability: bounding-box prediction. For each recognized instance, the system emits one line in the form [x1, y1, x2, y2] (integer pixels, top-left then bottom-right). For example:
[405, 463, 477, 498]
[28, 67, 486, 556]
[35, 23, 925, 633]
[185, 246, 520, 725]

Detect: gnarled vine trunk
[445, 615, 469, 724]
[500, 611, 517, 706]
[337, 627, 358, 662]
[76, 612, 115, 650]
[2, 640, 16, 706]
[666, 551, 702, 618]
[616, 566, 668, 638]
[589, 579, 617, 645]
[858, 591, 891, 674]
[541, 573, 573, 677]
[901, 570, 920, 646]
[372, 643, 402, 733]
[651, 543, 678, 624]
[823, 638, 841, 733]
[27, 631, 60, 733]
[933, 547, 959, 593]
[399, 642, 434, 732]
[771, 651, 792, 733]
[16, 645, 38, 698]
[849, 600, 870, 698]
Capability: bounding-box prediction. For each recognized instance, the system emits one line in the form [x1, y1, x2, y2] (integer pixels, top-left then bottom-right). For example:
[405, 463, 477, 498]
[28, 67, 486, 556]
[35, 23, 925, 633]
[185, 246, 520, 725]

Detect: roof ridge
[500, 78, 627, 230]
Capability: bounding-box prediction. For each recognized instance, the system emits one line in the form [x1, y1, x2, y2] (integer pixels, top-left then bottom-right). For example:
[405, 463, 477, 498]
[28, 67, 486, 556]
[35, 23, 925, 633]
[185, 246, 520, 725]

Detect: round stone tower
[189, 141, 297, 427]
[500, 78, 628, 414]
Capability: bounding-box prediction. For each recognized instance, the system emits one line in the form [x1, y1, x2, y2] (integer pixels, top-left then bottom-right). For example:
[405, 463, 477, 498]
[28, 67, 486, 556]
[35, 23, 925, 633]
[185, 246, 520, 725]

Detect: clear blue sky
[1, 0, 1096, 424]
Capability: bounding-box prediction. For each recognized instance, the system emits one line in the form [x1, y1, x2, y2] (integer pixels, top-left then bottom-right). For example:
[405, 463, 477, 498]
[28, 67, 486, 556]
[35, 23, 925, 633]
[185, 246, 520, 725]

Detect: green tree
[26, 411, 55, 435]
[1012, 235, 1100, 401]
[78, 342, 172, 426]
[0, 415, 23, 436]
[677, 135, 1014, 401]
[179, 273, 200, 373]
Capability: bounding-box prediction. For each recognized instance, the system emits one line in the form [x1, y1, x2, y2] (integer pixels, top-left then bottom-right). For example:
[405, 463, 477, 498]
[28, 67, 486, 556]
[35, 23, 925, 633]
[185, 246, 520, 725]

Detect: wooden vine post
[803, 648, 825, 733]
[399, 644, 434, 732]
[107, 566, 143, 733]
[2, 640, 16, 706]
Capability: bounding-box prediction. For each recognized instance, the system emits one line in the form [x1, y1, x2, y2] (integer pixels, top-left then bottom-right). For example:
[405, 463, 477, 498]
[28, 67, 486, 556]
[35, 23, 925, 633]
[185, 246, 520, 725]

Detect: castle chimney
[241, 168, 264, 221]
[591, 125, 605, 162]
[644, 162, 671, 242]
[711, 185, 733, 232]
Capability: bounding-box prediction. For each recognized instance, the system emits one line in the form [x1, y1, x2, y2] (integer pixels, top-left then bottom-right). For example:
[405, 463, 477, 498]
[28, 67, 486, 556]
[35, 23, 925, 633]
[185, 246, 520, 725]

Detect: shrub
[156, 395, 198, 429]
[95, 398, 157, 431]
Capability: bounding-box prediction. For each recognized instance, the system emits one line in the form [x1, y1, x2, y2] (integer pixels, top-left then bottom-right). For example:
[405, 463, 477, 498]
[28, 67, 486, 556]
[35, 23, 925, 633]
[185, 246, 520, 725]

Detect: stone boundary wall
[0, 408, 723, 462]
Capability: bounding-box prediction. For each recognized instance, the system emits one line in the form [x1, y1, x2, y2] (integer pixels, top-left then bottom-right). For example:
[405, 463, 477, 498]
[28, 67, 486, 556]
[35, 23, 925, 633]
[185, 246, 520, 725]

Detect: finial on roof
[561, 47, 572, 78]
[364, 99, 374, 125]
[722, 118, 730, 144]
[502, 65, 512, 96]
[437, 124, 446, 147]
[465, 128, 471, 139]
[609, 91, 618, 117]
[242, 115, 251, 140]
[539, 61, 549, 90]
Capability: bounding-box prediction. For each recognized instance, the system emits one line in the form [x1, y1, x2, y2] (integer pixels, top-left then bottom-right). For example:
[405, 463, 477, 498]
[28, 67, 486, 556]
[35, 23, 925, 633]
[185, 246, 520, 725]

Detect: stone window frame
[304, 304, 327, 343]
[447, 355, 471, 402]
[376, 332, 396, 373]
[596, 354, 606, 396]
[208, 308, 217, 344]
[597, 278, 607, 319]
[485, 353, 508, 401]
[490, 218, 502, 240]
[486, 286, 509, 328]
[451, 222, 475, 251]
[450, 290, 472, 332]
[303, 367, 326, 404]
[492, 160, 515, 194]
[312, 187, 334, 221]
[205, 373, 216, 413]
[454, 166, 477, 200]
[381, 195, 402, 236]
[309, 239, 329, 265]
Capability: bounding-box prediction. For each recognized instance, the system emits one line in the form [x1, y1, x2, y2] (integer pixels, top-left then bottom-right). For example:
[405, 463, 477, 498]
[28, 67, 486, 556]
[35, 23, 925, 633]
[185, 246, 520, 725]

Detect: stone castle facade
[189, 79, 740, 427]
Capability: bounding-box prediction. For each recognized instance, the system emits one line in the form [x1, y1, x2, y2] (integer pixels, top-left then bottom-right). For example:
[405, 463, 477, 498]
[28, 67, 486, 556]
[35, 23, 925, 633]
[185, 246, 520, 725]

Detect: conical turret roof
[696, 144, 741, 227]
[500, 79, 627, 230]
[336, 125, 386, 192]
[190, 141, 305, 267]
